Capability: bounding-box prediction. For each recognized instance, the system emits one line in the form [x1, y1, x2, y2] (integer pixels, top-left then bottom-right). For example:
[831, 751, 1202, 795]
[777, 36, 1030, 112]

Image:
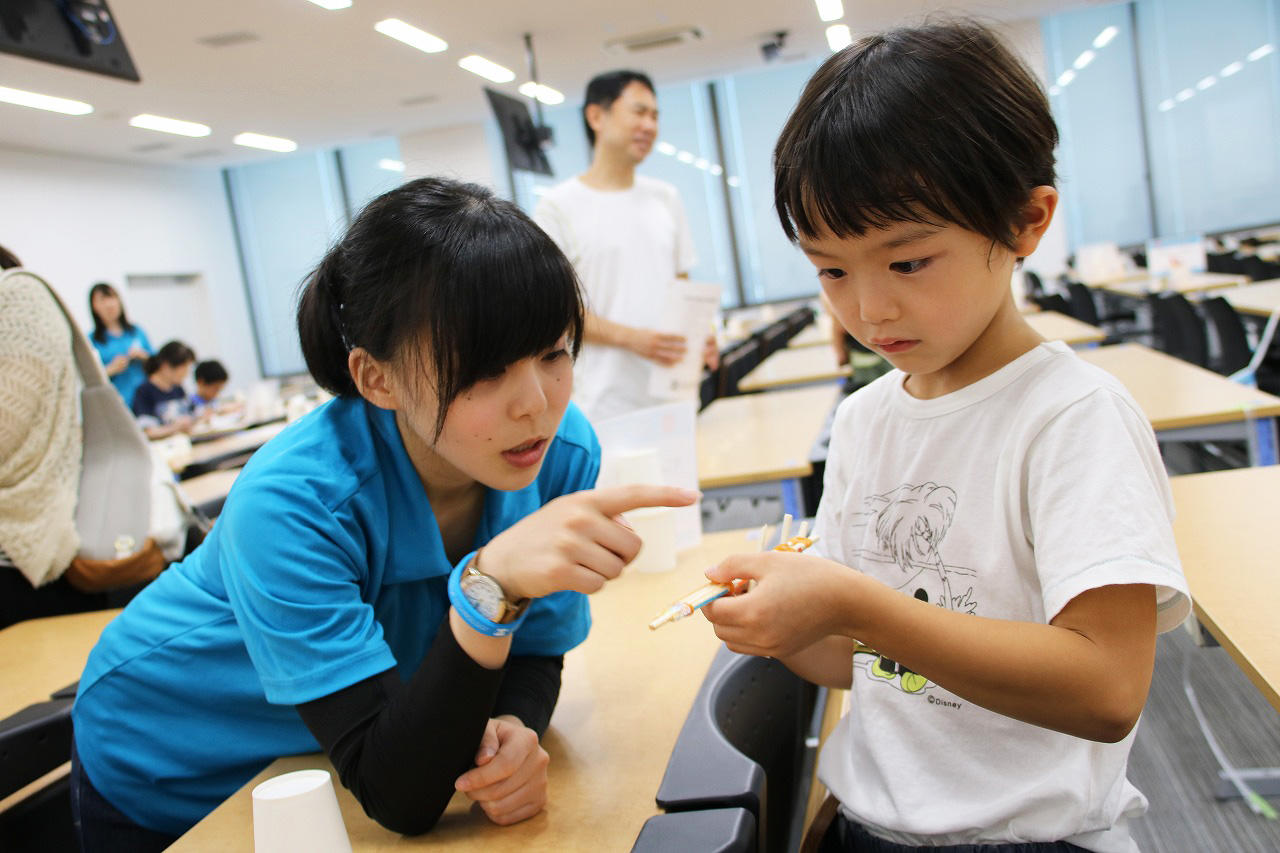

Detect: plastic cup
[252, 769, 352, 853]
[624, 505, 678, 573]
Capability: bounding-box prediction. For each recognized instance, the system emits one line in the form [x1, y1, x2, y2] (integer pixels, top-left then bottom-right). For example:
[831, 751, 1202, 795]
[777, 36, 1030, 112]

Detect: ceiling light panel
[129, 114, 211, 137]
[0, 85, 93, 115]
[234, 132, 297, 152]
[459, 55, 514, 83]
[375, 19, 447, 54]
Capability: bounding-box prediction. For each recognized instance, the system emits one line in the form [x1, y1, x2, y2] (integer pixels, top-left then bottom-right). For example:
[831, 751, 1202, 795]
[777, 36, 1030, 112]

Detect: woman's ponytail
[297, 249, 358, 397]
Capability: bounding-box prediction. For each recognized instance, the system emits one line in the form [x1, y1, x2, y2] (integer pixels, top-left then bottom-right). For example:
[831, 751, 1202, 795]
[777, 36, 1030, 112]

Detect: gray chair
[655, 646, 819, 853]
[633, 807, 757, 852]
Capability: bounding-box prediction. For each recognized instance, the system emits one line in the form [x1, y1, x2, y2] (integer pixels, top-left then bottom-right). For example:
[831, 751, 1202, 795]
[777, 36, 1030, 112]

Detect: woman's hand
[454, 716, 549, 826]
[106, 354, 130, 375]
[481, 484, 698, 600]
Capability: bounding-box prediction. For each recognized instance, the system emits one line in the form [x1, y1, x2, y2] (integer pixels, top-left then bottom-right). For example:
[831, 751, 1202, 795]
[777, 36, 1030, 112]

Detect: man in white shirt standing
[534, 70, 716, 423]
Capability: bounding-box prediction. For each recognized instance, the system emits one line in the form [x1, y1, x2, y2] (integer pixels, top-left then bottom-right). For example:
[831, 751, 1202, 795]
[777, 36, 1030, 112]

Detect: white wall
[398, 121, 509, 196]
[1005, 17, 1071, 280]
[0, 146, 261, 391]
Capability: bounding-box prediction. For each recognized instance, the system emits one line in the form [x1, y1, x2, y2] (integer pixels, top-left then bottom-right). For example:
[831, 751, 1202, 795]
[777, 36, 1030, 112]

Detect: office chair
[1031, 293, 1072, 316]
[633, 807, 757, 853]
[1200, 297, 1253, 376]
[656, 647, 819, 853]
[0, 698, 77, 852]
[1151, 292, 1209, 368]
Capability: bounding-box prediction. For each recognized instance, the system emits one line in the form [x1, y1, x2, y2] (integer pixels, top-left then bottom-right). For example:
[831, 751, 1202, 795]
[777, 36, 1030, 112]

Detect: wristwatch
[458, 552, 530, 625]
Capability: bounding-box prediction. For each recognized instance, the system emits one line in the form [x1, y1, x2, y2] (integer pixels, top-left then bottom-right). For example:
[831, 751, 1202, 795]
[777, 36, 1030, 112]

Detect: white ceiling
[0, 0, 1093, 168]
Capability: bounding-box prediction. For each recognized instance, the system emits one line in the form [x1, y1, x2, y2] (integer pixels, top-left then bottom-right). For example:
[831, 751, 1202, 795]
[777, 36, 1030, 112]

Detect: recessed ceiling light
[676, 150, 694, 163]
[814, 0, 843, 22]
[378, 158, 405, 172]
[234, 132, 297, 152]
[1196, 76, 1217, 91]
[305, 0, 351, 9]
[517, 81, 565, 105]
[459, 55, 514, 83]
[655, 141, 676, 156]
[375, 18, 447, 54]
[826, 24, 852, 52]
[1158, 98, 1175, 112]
[1174, 88, 1194, 102]
[1221, 61, 1244, 77]
[1056, 69, 1076, 87]
[1073, 49, 1095, 70]
[129, 113, 211, 137]
[1093, 26, 1118, 48]
[0, 85, 93, 115]
[1248, 43, 1274, 61]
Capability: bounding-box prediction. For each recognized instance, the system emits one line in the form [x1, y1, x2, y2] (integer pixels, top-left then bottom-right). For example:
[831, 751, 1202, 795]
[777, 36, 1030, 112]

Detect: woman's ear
[348, 348, 402, 411]
[1012, 186, 1059, 258]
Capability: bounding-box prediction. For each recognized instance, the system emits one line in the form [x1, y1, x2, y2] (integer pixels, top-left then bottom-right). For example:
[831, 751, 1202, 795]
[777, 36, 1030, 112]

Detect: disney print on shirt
[847, 482, 976, 695]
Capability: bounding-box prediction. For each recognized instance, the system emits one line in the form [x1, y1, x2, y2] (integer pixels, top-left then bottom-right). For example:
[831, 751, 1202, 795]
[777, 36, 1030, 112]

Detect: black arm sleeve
[296, 624, 504, 836]
[492, 654, 564, 738]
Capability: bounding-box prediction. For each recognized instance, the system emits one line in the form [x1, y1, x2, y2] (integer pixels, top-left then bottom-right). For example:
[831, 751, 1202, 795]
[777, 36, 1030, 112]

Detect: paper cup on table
[623, 505, 678, 573]
[252, 769, 351, 853]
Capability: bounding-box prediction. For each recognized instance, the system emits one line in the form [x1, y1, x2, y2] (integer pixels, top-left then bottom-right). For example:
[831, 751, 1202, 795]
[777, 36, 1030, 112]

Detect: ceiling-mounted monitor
[0, 0, 141, 82]
[485, 87, 553, 176]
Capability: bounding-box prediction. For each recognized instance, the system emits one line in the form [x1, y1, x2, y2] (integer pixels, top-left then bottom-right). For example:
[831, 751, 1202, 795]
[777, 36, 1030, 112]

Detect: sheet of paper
[593, 400, 701, 550]
[648, 280, 722, 402]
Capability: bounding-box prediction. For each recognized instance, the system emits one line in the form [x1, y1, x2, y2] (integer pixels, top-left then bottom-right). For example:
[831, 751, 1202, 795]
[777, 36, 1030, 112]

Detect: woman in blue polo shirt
[71, 177, 696, 851]
[88, 282, 152, 406]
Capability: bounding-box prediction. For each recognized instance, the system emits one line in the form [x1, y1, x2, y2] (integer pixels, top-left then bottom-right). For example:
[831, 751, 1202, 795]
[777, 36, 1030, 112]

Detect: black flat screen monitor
[0, 0, 140, 82]
[485, 87, 552, 176]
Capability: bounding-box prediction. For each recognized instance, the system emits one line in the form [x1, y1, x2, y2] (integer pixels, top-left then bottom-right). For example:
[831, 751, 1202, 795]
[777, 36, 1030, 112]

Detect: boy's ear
[1012, 186, 1059, 258]
[348, 348, 402, 411]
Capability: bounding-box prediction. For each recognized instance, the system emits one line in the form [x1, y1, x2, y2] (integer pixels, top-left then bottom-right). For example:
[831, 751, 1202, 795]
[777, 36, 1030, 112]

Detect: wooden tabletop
[787, 316, 836, 349]
[737, 346, 850, 393]
[1094, 271, 1249, 298]
[179, 467, 243, 512]
[182, 421, 288, 470]
[1077, 344, 1280, 430]
[0, 609, 119, 717]
[1170, 466, 1280, 713]
[173, 528, 760, 852]
[1025, 311, 1104, 346]
[1221, 278, 1280, 318]
[697, 384, 840, 489]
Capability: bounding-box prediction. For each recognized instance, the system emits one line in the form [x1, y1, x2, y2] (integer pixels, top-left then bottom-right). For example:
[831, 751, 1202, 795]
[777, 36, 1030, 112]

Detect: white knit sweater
[0, 270, 81, 587]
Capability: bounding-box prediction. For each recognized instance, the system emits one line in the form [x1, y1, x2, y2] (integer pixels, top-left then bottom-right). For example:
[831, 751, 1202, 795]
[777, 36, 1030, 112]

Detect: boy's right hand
[482, 484, 699, 600]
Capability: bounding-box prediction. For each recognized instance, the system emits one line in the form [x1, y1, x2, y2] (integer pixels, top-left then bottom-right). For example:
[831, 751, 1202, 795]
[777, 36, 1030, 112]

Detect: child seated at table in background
[190, 359, 227, 414]
[702, 20, 1189, 853]
[131, 340, 196, 439]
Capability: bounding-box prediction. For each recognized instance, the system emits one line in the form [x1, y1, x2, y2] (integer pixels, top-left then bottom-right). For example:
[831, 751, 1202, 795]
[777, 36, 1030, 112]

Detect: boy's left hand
[454, 716, 549, 826]
[701, 552, 850, 658]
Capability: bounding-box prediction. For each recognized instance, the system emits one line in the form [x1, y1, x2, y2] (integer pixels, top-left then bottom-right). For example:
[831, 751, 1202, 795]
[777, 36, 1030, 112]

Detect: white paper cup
[606, 447, 663, 487]
[252, 769, 352, 853]
[624, 505, 678, 573]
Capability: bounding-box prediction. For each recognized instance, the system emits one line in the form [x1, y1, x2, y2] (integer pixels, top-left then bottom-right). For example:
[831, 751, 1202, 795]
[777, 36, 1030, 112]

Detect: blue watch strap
[448, 554, 529, 638]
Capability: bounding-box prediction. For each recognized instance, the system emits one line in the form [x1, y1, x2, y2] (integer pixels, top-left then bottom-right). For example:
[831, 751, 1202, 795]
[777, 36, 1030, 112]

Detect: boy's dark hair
[297, 177, 584, 439]
[195, 360, 228, 384]
[88, 282, 137, 344]
[582, 69, 655, 148]
[145, 340, 195, 376]
[0, 243, 20, 270]
[774, 20, 1058, 251]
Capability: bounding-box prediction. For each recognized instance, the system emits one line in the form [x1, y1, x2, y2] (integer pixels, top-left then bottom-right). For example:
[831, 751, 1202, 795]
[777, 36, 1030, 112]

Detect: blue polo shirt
[89, 326, 152, 405]
[73, 396, 599, 835]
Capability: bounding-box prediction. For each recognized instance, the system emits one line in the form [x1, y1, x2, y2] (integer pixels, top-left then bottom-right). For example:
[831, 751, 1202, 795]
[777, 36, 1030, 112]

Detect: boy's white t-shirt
[812, 341, 1190, 852]
[534, 176, 697, 423]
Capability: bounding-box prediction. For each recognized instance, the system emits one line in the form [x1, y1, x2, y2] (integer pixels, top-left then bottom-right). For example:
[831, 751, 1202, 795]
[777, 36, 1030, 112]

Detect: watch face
[461, 572, 505, 621]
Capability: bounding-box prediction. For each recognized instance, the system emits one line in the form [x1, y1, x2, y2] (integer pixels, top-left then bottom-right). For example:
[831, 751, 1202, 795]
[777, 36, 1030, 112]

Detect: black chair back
[1066, 282, 1101, 326]
[1201, 296, 1253, 376]
[1032, 293, 1072, 316]
[1023, 269, 1044, 301]
[1152, 292, 1209, 367]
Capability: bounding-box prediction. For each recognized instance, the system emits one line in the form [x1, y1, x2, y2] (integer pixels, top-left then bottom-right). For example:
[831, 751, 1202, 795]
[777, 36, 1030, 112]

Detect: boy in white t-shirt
[702, 20, 1189, 853]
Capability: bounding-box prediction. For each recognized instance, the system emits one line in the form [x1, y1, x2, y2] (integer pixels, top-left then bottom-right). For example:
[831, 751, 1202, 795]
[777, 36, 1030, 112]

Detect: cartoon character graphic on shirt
[847, 482, 976, 694]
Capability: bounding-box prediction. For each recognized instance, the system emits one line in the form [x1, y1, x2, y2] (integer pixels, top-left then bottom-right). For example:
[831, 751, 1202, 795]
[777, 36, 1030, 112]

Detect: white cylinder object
[252, 769, 352, 853]
[624, 505, 678, 573]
